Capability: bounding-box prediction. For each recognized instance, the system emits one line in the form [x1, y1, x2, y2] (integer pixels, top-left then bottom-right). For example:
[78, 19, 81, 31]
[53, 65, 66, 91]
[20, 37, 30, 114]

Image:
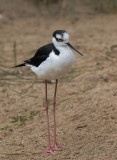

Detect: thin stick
[13, 41, 17, 66]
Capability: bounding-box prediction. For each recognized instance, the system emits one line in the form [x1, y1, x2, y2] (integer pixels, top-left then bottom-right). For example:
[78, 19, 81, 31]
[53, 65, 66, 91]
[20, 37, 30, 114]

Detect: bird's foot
[43, 146, 54, 154]
[51, 142, 62, 151]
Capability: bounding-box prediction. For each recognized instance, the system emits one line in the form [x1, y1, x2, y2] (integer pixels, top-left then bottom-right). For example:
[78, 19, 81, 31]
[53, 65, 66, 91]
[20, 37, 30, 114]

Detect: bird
[14, 30, 83, 154]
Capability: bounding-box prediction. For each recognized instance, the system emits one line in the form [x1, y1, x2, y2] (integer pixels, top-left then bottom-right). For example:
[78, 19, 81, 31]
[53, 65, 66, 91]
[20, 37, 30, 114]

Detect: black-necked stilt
[14, 30, 83, 154]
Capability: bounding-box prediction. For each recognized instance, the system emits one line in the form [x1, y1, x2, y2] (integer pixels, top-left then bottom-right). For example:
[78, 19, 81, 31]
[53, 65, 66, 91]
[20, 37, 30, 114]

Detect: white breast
[29, 46, 75, 80]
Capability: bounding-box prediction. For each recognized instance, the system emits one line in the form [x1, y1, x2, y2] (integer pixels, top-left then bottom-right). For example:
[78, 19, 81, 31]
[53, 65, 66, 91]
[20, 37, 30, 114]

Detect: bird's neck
[53, 43, 67, 51]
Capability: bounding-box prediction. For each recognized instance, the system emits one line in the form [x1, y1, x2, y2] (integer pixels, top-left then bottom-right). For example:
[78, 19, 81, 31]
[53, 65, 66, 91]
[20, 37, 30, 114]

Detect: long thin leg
[44, 80, 54, 154]
[53, 79, 58, 144]
[52, 79, 62, 150]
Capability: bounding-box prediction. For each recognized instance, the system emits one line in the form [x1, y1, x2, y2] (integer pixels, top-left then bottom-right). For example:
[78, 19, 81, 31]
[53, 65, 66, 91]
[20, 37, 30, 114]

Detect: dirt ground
[0, 0, 117, 160]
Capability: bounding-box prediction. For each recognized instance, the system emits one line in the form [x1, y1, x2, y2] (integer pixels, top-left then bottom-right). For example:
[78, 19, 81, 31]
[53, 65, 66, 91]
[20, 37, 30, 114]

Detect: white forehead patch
[63, 32, 69, 40]
[56, 34, 62, 39]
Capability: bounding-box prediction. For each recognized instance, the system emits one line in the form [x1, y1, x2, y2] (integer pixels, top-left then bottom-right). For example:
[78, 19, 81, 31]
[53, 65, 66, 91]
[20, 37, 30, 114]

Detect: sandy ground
[0, 0, 117, 159]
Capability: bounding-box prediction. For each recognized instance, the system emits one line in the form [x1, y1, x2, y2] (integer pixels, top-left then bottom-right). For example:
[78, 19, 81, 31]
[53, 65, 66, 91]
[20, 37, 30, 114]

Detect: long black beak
[66, 42, 83, 56]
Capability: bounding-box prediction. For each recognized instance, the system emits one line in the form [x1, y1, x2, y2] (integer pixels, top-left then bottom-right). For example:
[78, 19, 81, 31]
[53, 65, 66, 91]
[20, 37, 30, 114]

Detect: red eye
[56, 38, 63, 42]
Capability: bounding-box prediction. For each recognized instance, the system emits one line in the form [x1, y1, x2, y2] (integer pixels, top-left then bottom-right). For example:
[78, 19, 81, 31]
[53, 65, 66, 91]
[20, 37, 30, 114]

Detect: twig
[13, 41, 17, 66]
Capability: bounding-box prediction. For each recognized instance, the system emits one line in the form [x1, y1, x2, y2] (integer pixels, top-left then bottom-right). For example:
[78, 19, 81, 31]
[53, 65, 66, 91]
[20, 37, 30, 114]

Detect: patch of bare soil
[0, 0, 117, 159]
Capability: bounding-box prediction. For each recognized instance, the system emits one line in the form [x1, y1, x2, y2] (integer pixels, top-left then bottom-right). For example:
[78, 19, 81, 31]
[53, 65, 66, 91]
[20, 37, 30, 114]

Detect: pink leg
[44, 80, 54, 154]
[51, 79, 62, 151]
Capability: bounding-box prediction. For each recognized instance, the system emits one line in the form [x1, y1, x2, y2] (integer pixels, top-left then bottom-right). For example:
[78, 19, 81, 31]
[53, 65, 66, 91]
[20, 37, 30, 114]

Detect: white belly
[29, 46, 75, 80]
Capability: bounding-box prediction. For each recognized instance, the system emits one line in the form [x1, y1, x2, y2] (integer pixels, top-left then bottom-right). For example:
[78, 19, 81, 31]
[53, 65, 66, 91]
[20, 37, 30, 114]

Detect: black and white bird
[14, 30, 83, 154]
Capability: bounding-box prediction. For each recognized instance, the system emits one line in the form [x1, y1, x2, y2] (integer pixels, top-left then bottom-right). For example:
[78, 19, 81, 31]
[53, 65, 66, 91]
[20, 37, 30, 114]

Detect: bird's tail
[13, 63, 26, 68]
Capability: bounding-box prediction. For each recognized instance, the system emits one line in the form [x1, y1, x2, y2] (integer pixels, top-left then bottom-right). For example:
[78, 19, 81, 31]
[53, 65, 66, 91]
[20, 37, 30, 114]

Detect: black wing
[24, 43, 54, 67]
[14, 43, 60, 68]
[25, 43, 60, 67]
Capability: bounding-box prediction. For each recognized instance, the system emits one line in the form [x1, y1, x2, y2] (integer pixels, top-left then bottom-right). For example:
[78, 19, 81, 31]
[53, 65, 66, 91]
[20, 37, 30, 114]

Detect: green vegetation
[43, 99, 52, 107]
[90, 0, 117, 13]
[11, 111, 40, 126]
[32, 0, 73, 15]
[11, 116, 27, 123]
[32, 0, 117, 13]
[33, 0, 59, 6]
[28, 110, 40, 119]
[0, 125, 10, 130]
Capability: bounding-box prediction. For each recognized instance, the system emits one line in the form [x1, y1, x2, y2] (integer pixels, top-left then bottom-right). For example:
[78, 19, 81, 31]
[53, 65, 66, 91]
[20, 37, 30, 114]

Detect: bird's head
[52, 30, 83, 56]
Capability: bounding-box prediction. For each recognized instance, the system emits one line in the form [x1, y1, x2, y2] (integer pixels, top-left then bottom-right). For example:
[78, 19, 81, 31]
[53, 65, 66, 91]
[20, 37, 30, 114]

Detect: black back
[24, 43, 60, 67]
